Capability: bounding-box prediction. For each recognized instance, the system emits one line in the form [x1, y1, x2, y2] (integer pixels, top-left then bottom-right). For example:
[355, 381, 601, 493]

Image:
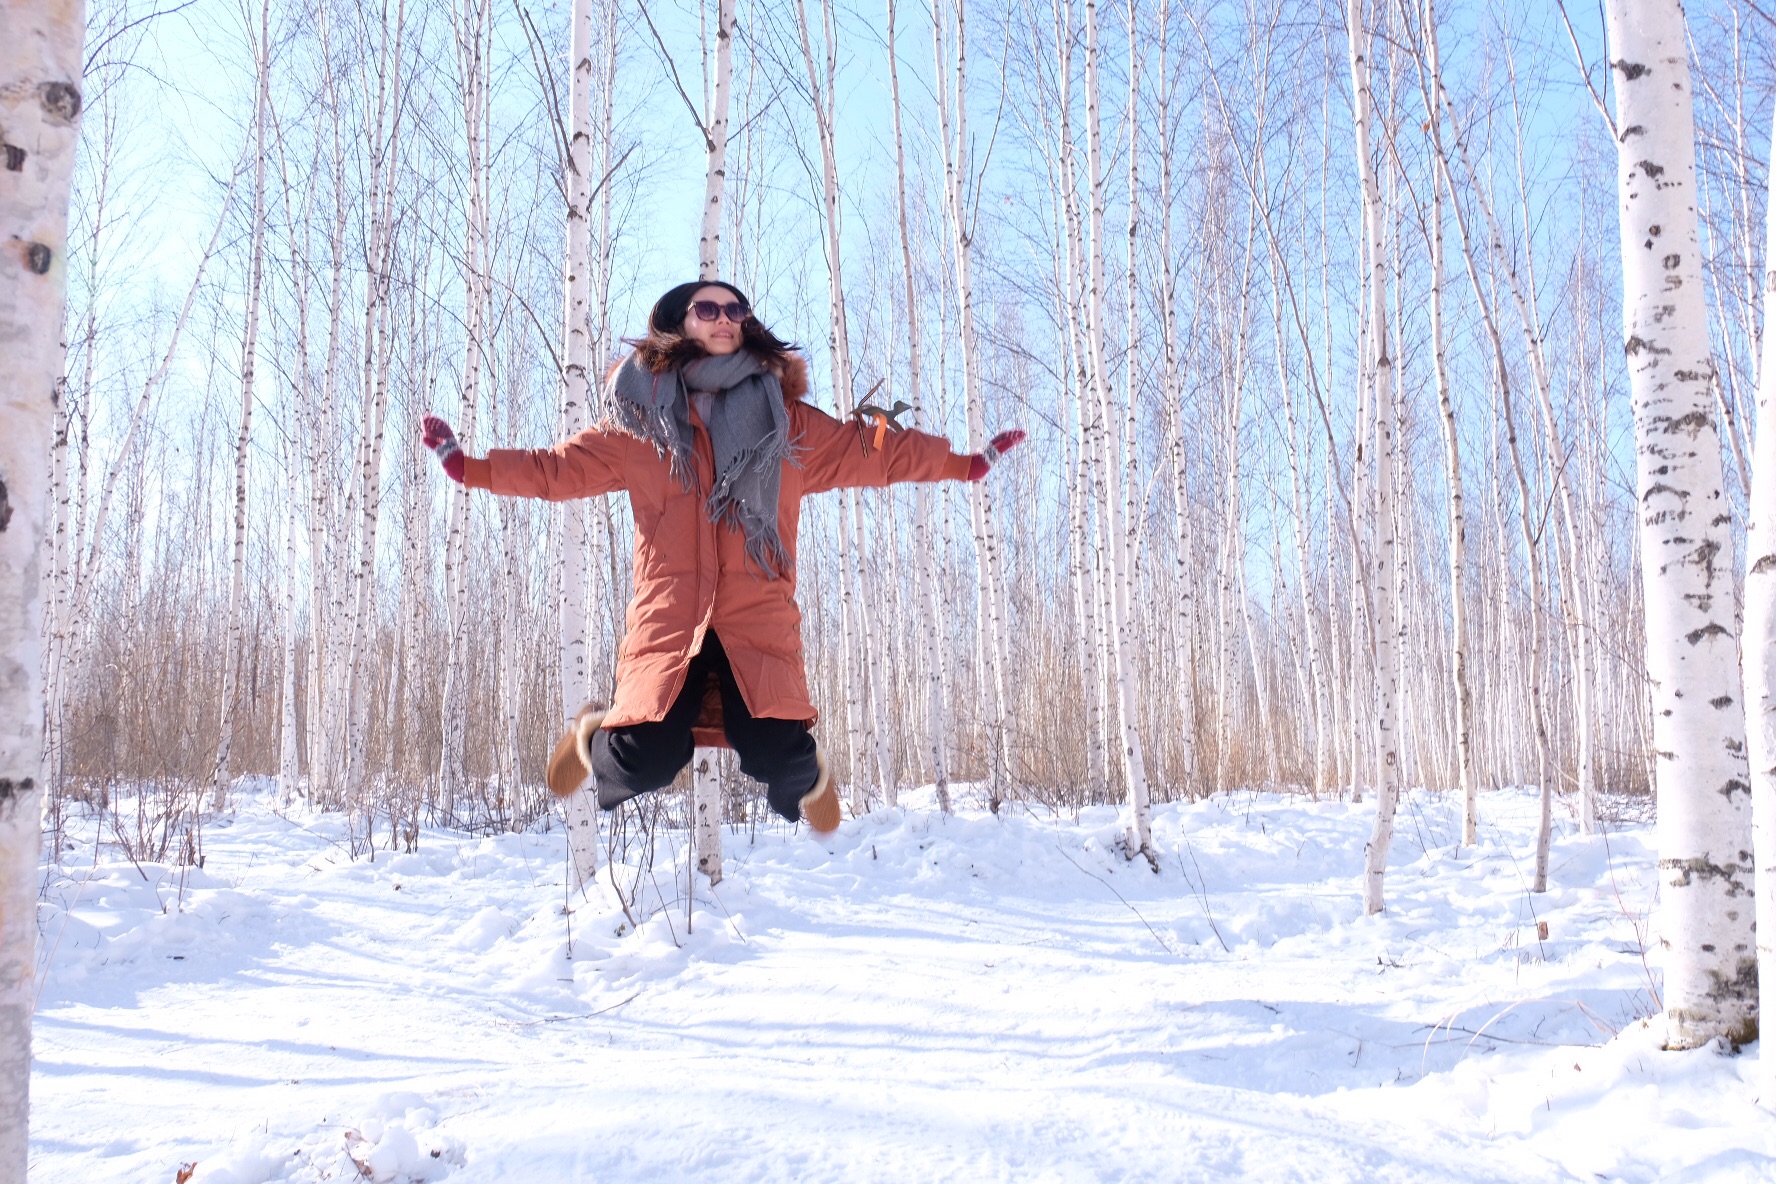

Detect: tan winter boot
[546, 703, 606, 798]
[799, 743, 841, 835]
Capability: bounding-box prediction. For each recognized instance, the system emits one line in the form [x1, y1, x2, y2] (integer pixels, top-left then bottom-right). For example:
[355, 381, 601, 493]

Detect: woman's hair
[627, 280, 798, 374]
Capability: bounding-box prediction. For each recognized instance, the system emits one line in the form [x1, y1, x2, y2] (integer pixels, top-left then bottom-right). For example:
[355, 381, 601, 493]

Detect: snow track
[32, 787, 1776, 1182]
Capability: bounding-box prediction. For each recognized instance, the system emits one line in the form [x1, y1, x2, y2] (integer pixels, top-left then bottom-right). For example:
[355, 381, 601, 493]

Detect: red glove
[422, 415, 465, 483]
[966, 429, 1026, 481]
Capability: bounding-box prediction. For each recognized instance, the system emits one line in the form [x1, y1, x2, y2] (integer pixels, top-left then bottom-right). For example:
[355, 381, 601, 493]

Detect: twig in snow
[494, 991, 642, 1029]
[648, 864, 682, 949]
[707, 883, 748, 945]
[1599, 822, 1661, 1015]
[1054, 843, 1177, 958]
[1417, 1020, 1602, 1050]
[1177, 842, 1230, 953]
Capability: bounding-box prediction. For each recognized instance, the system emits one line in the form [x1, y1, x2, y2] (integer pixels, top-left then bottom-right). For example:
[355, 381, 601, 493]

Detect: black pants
[590, 632, 820, 822]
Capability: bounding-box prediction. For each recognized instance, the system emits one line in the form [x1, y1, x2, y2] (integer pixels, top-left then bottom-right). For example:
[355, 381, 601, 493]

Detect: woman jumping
[420, 281, 1023, 834]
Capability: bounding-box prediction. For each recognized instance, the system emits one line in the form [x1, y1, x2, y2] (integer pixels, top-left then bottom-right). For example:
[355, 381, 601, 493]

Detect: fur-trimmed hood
[602, 349, 809, 407]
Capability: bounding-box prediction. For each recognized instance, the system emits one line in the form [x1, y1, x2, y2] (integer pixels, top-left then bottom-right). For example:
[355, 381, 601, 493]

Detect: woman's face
[680, 285, 747, 356]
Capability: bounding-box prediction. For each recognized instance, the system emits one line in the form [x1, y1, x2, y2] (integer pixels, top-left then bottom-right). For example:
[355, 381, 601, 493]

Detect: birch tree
[210, 0, 273, 814]
[560, 0, 600, 890]
[1081, 0, 1152, 859]
[1603, 0, 1756, 1048]
[886, 0, 946, 808]
[0, 0, 83, 1169]
[1405, 0, 1477, 846]
[440, 0, 492, 802]
[1745, 85, 1776, 1099]
[691, 0, 739, 869]
[1348, 0, 1404, 915]
[700, 0, 734, 280]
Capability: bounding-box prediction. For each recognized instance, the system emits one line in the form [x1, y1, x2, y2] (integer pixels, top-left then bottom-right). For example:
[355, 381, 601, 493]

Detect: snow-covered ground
[31, 782, 1776, 1183]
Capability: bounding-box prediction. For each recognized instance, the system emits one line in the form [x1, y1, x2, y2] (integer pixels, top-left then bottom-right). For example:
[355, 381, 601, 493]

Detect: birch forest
[34, 0, 1776, 1051]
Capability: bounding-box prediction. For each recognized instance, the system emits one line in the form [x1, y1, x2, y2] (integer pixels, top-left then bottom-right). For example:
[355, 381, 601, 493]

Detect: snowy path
[32, 787, 1776, 1183]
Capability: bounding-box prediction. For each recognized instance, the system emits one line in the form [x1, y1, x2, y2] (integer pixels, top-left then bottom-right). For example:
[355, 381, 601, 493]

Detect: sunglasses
[690, 299, 750, 323]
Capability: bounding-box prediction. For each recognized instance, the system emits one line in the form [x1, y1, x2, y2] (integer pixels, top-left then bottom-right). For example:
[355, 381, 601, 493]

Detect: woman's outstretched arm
[421, 415, 635, 501]
[795, 403, 1023, 495]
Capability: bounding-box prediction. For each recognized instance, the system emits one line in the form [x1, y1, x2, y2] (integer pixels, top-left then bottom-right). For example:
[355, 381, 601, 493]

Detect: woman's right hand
[422, 415, 466, 483]
[966, 429, 1026, 481]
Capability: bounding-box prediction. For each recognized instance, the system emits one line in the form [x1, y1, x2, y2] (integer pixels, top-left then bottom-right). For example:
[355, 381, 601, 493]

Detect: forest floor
[31, 780, 1776, 1183]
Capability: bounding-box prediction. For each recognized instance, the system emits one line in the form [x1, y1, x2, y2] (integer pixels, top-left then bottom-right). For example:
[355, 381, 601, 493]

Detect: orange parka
[462, 354, 971, 738]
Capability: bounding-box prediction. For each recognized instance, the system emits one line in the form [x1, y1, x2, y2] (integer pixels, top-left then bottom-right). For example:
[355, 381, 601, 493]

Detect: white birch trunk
[1051, 0, 1108, 796]
[0, 0, 81, 1169]
[560, 0, 599, 888]
[1744, 89, 1776, 1098]
[1085, 0, 1152, 858]
[854, 487, 894, 801]
[836, 482, 866, 790]
[279, 438, 301, 805]
[699, 0, 734, 280]
[1603, 0, 1756, 1048]
[688, 0, 741, 861]
[1412, 1, 1477, 843]
[1155, 0, 1195, 795]
[887, 0, 944, 808]
[1350, 0, 1403, 915]
[210, 0, 271, 814]
[794, 0, 862, 813]
[692, 749, 722, 884]
[934, 0, 1014, 807]
[342, 2, 406, 808]
[441, 0, 491, 803]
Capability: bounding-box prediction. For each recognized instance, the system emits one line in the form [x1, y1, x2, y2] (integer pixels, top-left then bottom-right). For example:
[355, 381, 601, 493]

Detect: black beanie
[649, 280, 752, 334]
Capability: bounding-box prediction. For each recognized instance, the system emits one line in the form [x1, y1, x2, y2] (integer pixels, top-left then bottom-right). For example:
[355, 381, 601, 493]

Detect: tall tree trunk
[1604, 0, 1756, 1049]
[1155, 0, 1195, 797]
[441, 0, 491, 803]
[795, 0, 863, 817]
[934, 0, 1014, 807]
[1412, 0, 1476, 845]
[1051, 0, 1107, 799]
[0, 0, 83, 1170]
[561, 0, 600, 890]
[699, 0, 734, 280]
[341, 0, 407, 808]
[887, 0, 945, 808]
[211, 0, 272, 814]
[1349, 0, 1403, 915]
[1084, 0, 1152, 859]
[1743, 88, 1776, 1098]
[280, 438, 302, 805]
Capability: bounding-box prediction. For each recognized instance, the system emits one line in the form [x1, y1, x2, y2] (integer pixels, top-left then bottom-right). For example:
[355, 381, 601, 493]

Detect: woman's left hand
[966, 429, 1026, 481]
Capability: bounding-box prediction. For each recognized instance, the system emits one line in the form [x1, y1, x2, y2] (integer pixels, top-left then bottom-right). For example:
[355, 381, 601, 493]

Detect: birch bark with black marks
[0, 0, 82, 1170]
[1154, 0, 1195, 796]
[700, 0, 734, 280]
[796, 0, 873, 810]
[887, 0, 944, 809]
[1084, 0, 1152, 858]
[211, 0, 273, 814]
[1604, 0, 1756, 1049]
[934, 0, 1014, 808]
[561, 0, 600, 890]
[341, 0, 407, 808]
[440, 0, 491, 803]
[1349, 0, 1403, 916]
[1049, 0, 1108, 800]
[1744, 83, 1776, 1100]
[1408, 0, 1476, 847]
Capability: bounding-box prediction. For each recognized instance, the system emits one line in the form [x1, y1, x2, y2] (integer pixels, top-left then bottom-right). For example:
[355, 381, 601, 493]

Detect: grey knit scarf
[602, 350, 794, 576]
